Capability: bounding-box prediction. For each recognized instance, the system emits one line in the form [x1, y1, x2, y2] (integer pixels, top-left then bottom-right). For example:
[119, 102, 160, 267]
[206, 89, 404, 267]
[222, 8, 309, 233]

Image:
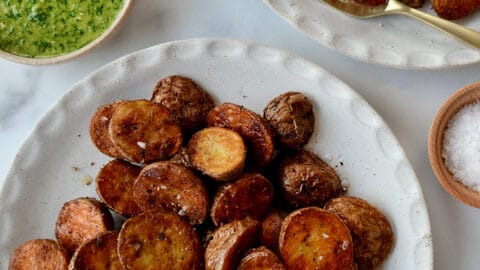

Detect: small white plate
[265, 0, 480, 69]
[0, 39, 432, 269]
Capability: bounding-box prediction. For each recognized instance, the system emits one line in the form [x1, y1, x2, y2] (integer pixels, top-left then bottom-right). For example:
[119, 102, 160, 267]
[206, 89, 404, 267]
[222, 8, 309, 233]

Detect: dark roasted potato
[238, 246, 285, 270]
[261, 210, 285, 254]
[55, 197, 114, 254]
[205, 218, 260, 270]
[152, 75, 215, 134]
[210, 173, 274, 226]
[433, 0, 480, 20]
[279, 207, 354, 270]
[68, 231, 121, 270]
[96, 159, 142, 217]
[278, 149, 341, 207]
[264, 91, 315, 149]
[9, 239, 68, 270]
[187, 127, 246, 181]
[325, 196, 394, 270]
[109, 100, 182, 164]
[133, 161, 209, 225]
[399, 0, 425, 8]
[118, 211, 202, 270]
[207, 103, 275, 167]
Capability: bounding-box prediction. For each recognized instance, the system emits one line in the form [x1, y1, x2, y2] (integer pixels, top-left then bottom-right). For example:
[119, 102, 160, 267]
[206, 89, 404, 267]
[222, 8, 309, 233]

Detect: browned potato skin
[264, 91, 314, 149]
[169, 147, 192, 168]
[325, 196, 394, 270]
[433, 0, 480, 20]
[118, 211, 202, 270]
[261, 210, 285, 254]
[133, 161, 209, 225]
[207, 102, 275, 167]
[210, 173, 274, 226]
[238, 246, 285, 270]
[278, 149, 341, 207]
[89, 100, 127, 158]
[55, 197, 114, 254]
[152, 75, 215, 134]
[9, 239, 68, 270]
[279, 207, 354, 270]
[205, 218, 260, 270]
[96, 159, 142, 217]
[109, 100, 183, 164]
[68, 231, 121, 270]
[187, 127, 246, 181]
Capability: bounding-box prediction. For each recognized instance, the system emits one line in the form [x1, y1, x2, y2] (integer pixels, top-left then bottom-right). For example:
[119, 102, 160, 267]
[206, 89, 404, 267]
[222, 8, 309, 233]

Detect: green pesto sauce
[0, 0, 124, 58]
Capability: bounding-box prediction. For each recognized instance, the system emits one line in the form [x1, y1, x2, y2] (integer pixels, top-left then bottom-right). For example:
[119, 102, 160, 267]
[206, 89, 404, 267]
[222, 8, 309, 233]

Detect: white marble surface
[0, 0, 479, 269]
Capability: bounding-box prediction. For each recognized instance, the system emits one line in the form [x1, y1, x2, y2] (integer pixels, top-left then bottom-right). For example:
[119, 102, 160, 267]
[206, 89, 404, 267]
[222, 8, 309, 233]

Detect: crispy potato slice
[109, 100, 182, 164]
[9, 239, 68, 270]
[278, 149, 341, 207]
[133, 161, 209, 224]
[68, 231, 120, 270]
[187, 127, 246, 181]
[205, 218, 260, 270]
[264, 91, 315, 149]
[152, 75, 215, 134]
[117, 211, 202, 270]
[238, 246, 285, 270]
[261, 210, 285, 254]
[89, 100, 127, 158]
[96, 159, 142, 217]
[210, 173, 273, 226]
[325, 196, 393, 270]
[207, 103, 275, 167]
[55, 197, 114, 254]
[279, 207, 354, 270]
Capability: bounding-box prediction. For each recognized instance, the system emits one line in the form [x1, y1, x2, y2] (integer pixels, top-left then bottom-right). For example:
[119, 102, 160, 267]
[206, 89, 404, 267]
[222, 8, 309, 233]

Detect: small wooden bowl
[429, 82, 480, 208]
[0, 0, 133, 65]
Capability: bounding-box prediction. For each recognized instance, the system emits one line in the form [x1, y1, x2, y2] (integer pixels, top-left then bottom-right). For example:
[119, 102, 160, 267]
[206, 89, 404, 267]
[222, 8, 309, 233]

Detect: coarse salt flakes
[443, 102, 480, 191]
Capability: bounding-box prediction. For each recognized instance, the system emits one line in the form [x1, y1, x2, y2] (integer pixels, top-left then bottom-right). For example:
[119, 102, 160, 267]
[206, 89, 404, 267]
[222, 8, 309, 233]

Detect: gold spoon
[322, 0, 480, 49]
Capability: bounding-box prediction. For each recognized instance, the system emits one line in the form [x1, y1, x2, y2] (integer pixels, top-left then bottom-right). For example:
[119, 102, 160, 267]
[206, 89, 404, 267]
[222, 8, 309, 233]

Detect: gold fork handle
[386, 0, 480, 49]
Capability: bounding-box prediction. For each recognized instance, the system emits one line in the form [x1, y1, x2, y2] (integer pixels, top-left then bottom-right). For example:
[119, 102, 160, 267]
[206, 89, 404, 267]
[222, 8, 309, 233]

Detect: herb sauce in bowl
[0, 0, 125, 59]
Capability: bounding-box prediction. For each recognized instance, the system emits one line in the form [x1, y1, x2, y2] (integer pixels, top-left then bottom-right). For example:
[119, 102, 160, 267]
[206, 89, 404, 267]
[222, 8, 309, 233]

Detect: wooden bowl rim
[0, 0, 133, 65]
[428, 81, 480, 208]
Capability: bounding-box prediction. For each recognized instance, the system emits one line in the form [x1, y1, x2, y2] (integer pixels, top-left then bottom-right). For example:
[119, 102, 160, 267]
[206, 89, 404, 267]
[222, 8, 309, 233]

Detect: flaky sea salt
[443, 102, 480, 191]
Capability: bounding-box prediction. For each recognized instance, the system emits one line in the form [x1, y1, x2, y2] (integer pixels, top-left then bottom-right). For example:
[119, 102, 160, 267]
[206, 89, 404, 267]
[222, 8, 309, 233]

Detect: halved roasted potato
[55, 197, 114, 254]
[279, 207, 354, 270]
[9, 239, 68, 270]
[187, 127, 246, 181]
[207, 103, 275, 167]
[210, 173, 274, 226]
[133, 161, 209, 225]
[109, 100, 182, 164]
[238, 246, 285, 270]
[325, 196, 394, 270]
[117, 211, 202, 270]
[68, 231, 121, 270]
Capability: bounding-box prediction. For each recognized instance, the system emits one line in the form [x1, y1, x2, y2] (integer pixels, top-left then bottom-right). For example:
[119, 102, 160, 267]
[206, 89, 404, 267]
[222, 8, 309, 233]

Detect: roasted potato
[399, 0, 425, 8]
[278, 149, 341, 208]
[89, 100, 127, 158]
[207, 102, 275, 167]
[133, 161, 209, 225]
[151, 75, 215, 134]
[109, 100, 182, 164]
[96, 159, 142, 217]
[169, 147, 192, 168]
[238, 246, 285, 270]
[210, 173, 274, 226]
[264, 91, 314, 149]
[279, 207, 354, 270]
[68, 231, 121, 270]
[325, 196, 394, 270]
[55, 197, 114, 254]
[117, 211, 202, 270]
[433, 0, 480, 20]
[261, 210, 285, 254]
[187, 127, 246, 181]
[9, 239, 68, 270]
[205, 218, 260, 270]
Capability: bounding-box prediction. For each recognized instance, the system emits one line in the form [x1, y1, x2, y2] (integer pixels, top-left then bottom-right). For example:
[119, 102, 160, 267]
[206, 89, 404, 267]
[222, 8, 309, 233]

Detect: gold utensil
[322, 0, 480, 49]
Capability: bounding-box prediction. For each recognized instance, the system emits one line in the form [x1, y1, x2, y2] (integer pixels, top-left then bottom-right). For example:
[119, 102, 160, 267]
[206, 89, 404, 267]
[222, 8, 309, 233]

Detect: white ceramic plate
[0, 39, 432, 269]
[265, 0, 480, 69]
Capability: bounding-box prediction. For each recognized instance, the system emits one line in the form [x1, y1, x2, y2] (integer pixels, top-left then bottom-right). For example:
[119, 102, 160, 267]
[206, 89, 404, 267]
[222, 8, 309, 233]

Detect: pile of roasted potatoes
[9, 75, 394, 270]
